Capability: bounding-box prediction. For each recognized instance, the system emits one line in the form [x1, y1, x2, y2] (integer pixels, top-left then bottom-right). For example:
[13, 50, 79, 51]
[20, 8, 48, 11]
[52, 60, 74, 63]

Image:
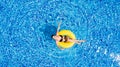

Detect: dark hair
[51, 35, 54, 38]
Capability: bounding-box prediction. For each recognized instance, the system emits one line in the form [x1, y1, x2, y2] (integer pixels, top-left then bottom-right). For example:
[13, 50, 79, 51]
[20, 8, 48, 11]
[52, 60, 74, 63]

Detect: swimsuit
[59, 35, 68, 42]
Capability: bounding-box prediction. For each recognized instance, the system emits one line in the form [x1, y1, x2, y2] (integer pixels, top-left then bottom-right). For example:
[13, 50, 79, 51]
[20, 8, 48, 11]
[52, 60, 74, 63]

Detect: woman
[52, 22, 85, 49]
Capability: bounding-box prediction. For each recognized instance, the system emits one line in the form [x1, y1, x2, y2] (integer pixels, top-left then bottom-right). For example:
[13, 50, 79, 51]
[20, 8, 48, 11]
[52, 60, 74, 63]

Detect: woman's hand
[56, 22, 61, 35]
[57, 22, 61, 32]
[56, 41, 64, 50]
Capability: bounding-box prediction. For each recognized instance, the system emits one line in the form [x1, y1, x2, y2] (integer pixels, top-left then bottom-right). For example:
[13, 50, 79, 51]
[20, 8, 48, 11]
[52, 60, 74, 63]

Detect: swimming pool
[0, 0, 120, 67]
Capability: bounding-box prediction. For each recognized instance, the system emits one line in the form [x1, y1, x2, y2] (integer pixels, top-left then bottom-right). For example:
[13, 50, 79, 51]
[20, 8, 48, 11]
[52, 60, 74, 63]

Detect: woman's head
[51, 35, 55, 38]
[51, 35, 59, 40]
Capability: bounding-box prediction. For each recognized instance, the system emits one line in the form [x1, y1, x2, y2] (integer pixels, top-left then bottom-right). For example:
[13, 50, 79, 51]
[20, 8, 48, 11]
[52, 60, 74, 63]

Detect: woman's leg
[68, 38, 85, 44]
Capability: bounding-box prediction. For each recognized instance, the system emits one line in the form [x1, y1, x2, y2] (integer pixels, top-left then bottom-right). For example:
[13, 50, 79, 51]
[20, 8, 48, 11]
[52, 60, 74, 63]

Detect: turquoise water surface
[0, 0, 120, 67]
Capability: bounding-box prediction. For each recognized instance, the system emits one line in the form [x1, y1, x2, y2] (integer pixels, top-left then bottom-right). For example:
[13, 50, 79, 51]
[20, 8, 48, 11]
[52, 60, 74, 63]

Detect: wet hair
[51, 35, 55, 38]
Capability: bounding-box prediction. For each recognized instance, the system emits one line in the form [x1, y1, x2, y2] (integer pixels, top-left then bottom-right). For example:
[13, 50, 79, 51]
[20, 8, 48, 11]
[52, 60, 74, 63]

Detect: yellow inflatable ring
[58, 30, 76, 48]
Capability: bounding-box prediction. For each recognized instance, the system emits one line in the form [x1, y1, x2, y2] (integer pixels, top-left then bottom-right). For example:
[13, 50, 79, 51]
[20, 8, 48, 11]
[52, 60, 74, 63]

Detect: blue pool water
[0, 0, 120, 67]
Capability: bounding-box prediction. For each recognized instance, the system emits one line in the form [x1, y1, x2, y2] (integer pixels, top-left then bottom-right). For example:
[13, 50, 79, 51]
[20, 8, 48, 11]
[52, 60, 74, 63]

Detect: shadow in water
[42, 24, 57, 41]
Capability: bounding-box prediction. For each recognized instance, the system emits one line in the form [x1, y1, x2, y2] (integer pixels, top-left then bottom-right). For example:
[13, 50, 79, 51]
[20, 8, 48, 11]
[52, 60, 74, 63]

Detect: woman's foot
[76, 40, 85, 44]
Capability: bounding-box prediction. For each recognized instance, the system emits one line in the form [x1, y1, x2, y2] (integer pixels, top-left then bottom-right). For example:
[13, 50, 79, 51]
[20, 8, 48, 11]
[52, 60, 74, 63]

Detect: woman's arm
[56, 22, 61, 35]
[56, 41, 64, 50]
